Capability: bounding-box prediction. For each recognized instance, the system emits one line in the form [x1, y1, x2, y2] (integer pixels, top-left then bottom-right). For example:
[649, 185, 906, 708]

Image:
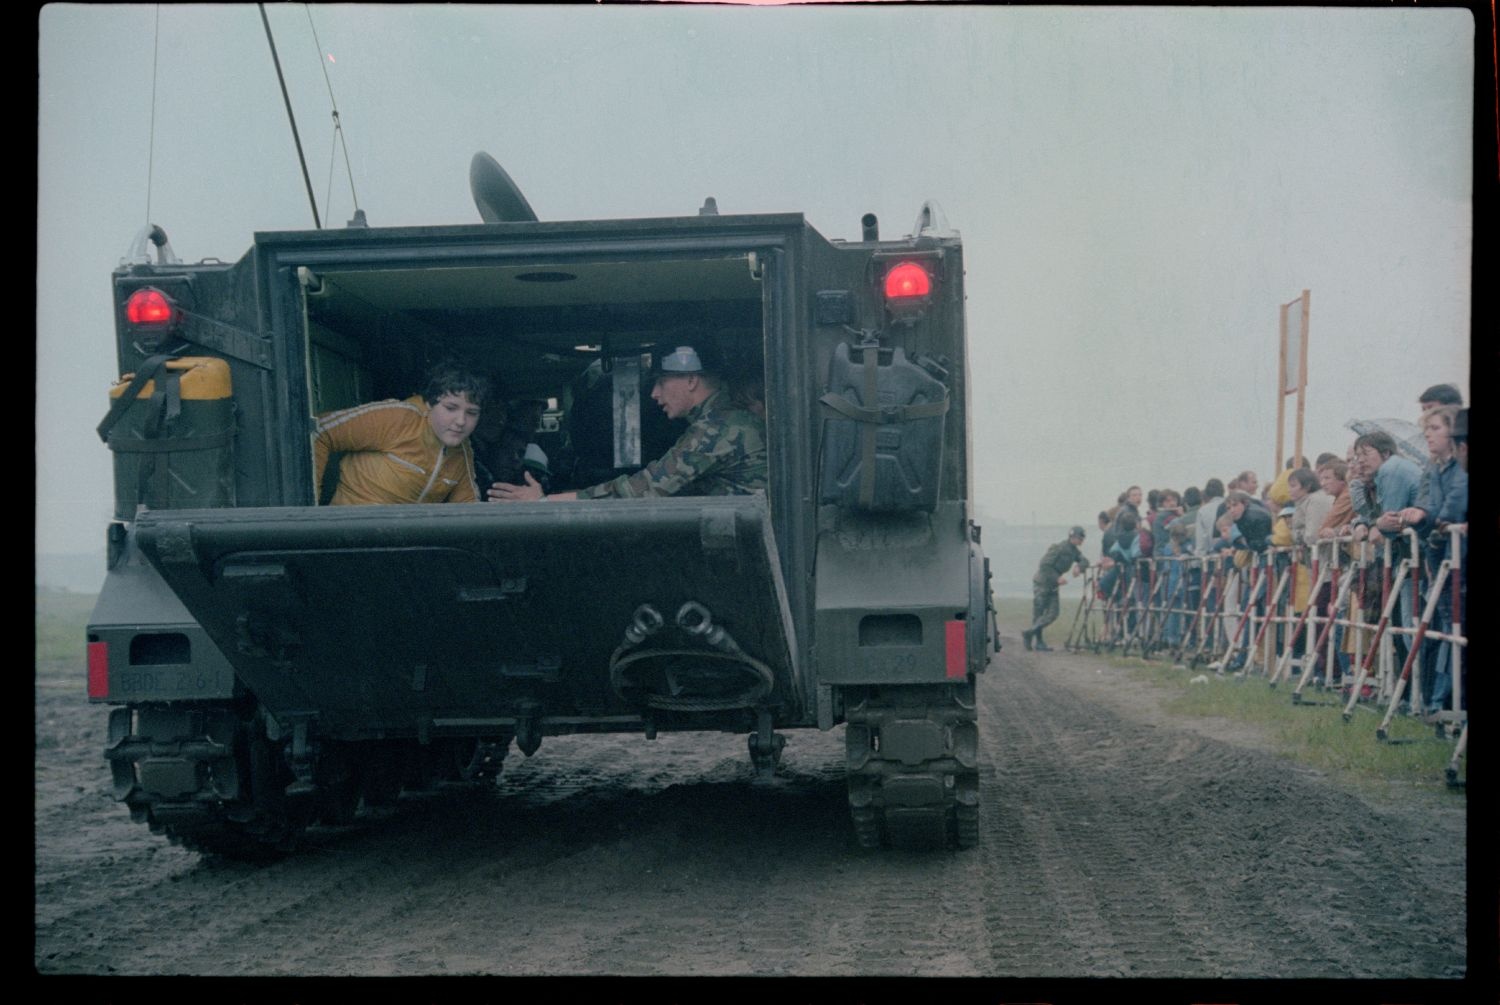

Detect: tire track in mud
[35, 688, 204, 973]
[150, 733, 870, 976]
[979, 650, 1220, 977]
[806, 735, 992, 977]
[493, 730, 959, 977]
[814, 833, 990, 977]
[33, 727, 721, 974]
[375, 744, 829, 977]
[36, 793, 530, 976]
[158, 736, 806, 976]
[977, 645, 1465, 978]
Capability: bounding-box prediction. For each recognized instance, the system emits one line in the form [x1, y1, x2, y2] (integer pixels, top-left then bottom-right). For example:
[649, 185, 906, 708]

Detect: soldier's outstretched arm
[489, 471, 578, 502]
[578, 421, 732, 499]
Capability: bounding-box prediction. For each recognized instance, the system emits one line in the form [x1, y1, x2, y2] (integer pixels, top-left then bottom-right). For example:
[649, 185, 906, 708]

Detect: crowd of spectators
[1082, 383, 1468, 719]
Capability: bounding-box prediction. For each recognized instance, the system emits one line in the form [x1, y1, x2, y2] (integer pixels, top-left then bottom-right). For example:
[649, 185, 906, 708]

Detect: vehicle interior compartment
[302, 253, 767, 499]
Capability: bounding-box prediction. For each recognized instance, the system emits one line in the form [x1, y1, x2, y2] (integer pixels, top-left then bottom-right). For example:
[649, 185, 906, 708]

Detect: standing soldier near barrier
[1024, 526, 1090, 652]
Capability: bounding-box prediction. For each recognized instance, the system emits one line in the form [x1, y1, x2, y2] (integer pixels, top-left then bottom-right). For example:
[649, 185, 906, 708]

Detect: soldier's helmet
[1069, 525, 1086, 540]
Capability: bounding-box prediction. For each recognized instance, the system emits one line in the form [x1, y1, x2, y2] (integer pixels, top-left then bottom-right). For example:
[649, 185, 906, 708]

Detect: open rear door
[135, 497, 800, 737]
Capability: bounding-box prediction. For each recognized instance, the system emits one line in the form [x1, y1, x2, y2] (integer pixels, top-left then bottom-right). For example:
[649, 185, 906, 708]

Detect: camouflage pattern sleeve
[577, 399, 767, 499]
[1033, 542, 1066, 583]
[1034, 540, 1087, 582]
[1072, 543, 1090, 572]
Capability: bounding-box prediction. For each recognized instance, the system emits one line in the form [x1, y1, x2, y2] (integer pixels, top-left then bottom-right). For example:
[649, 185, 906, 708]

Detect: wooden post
[1276, 301, 1288, 477]
[1276, 290, 1311, 472]
[1294, 289, 1310, 469]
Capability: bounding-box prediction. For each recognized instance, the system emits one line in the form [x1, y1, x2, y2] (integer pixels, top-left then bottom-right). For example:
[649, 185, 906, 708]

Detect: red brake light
[126, 287, 177, 328]
[87, 641, 109, 698]
[884, 262, 932, 300]
[945, 619, 966, 679]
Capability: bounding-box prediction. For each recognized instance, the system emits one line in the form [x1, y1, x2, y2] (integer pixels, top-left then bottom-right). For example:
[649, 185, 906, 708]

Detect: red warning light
[883, 261, 932, 300]
[125, 287, 178, 329]
[87, 641, 109, 698]
[945, 619, 966, 679]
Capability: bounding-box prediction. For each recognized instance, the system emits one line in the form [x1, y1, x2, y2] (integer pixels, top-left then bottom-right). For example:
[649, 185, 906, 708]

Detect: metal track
[109, 701, 511, 861]
[149, 799, 306, 861]
[843, 682, 979, 850]
[107, 696, 537, 860]
[107, 703, 313, 860]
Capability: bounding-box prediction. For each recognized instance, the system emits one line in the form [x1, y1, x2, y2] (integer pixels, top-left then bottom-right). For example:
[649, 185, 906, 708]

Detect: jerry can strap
[817, 392, 949, 425]
[106, 432, 233, 453]
[95, 353, 178, 443]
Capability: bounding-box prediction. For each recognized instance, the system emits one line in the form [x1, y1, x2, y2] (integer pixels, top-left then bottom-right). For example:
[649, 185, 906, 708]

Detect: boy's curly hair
[422, 359, 490, 409]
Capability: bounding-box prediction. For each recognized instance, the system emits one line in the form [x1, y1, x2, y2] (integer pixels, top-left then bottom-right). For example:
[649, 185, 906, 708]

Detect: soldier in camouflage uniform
[489, 343, 766, 502]
[1022, 526, 1089, 652]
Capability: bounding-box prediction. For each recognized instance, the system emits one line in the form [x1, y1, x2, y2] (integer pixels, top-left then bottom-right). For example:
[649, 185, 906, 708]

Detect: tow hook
[514, 701, 543, 757]
[747, 708, 785, 781]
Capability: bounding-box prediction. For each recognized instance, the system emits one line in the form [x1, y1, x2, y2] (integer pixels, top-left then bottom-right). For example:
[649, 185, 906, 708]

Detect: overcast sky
[37, 4, 1472, 558]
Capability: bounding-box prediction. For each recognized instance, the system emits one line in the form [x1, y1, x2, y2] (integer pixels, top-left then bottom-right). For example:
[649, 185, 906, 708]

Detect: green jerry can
[100, 355, 235, 519]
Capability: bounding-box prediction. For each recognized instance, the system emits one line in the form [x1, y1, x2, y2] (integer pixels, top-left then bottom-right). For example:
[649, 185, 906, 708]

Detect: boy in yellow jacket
[313, 361, 488, 506]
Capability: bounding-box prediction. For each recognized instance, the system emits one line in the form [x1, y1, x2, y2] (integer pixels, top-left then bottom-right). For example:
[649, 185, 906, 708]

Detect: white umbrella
[1344, 417, 1428, 464]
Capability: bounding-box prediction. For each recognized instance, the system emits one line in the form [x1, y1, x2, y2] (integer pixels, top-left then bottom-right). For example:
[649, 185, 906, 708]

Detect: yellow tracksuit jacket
[312, 395, 479, 506]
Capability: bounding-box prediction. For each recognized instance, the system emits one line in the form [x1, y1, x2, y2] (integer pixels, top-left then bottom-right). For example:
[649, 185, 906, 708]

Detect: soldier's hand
[1057, 574, 1068, 586]
[488, 471, 546, 502]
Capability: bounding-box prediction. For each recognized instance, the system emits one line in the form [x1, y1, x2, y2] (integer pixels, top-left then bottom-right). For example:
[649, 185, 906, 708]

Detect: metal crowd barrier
[1062, 526, 1466, 785]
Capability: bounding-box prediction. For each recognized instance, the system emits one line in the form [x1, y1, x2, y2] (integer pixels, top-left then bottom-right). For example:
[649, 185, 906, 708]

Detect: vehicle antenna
[144, 5, 161, 230]
[304, 5, 362, 224]
[258, 3, 322, 229]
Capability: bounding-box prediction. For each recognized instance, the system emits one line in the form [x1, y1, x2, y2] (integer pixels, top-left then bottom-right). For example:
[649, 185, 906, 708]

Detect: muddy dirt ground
[35, 626, 1471, 995]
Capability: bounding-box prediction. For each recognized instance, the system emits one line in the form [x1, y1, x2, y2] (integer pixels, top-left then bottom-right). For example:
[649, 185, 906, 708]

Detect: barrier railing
[1062, 525, 1466, 784]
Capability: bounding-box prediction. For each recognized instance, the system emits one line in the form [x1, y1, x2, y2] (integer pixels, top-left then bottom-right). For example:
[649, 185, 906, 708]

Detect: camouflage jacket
[577, 390, 767, 499]
[1033, 539, 1089, 587]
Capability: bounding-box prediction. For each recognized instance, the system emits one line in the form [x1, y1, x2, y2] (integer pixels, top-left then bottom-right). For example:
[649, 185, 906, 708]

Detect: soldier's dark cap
[1069, 525, 1086, 539]
[1453, 408, 1468, 439]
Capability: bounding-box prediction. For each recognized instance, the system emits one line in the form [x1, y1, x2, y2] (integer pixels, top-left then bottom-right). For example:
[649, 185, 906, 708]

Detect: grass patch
[996, 597, 1462, 790]
[35, 589, 97, 677]
[1107, 655, 1463, 790]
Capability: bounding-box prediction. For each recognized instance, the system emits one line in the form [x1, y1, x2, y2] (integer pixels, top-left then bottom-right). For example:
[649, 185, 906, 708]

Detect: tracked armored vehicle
[87, 159, 996, 857]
